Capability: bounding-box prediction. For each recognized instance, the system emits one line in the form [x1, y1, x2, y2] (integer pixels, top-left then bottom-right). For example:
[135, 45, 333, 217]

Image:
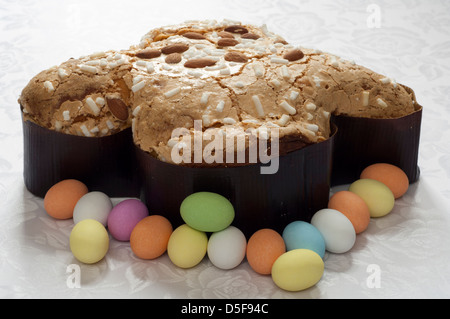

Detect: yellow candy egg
[271, 249, 324, 292]
[70, 219, 109, 264]
[349, 179, 395, 218]
[167, 224, 208, 269]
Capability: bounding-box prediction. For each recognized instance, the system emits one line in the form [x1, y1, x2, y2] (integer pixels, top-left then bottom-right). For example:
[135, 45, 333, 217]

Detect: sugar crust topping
[19, 19, 417, 163]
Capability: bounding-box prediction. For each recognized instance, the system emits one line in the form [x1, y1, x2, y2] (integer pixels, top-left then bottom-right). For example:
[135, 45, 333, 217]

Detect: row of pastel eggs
[168, 161, 408, 291]
[43, 163, 408, 292]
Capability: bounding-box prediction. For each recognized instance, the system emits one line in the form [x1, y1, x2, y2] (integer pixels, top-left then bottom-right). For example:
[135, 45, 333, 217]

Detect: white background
[1, 0, 450, 299]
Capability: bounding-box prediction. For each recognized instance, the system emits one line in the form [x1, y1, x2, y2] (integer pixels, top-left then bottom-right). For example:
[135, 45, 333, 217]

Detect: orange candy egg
[328, 191, 371, 234]
[246, 229, 286, 275]
[44, 179, 88, 220]
[360, 163, 409, 199]
[130, 215, 173, 260]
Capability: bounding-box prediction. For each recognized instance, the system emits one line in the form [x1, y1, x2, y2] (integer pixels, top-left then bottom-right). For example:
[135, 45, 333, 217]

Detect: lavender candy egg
[107, 199, 149, 241]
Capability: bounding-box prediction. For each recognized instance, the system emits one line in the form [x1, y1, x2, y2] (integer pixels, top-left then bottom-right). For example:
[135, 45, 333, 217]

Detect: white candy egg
[311, 208, 356, 254]
[207, 226, 247, 270]
[73, 191, 113, 226]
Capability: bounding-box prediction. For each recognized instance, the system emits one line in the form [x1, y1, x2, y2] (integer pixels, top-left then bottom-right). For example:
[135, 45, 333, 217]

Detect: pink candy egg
[107, 199, 149, 241]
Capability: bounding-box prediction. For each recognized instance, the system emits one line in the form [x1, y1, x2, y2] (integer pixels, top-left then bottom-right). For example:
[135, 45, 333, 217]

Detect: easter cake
[19, 20, 422, 236]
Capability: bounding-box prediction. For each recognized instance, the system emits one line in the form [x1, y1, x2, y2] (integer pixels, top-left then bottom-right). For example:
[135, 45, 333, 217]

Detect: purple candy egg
[107, 199, 149, 241]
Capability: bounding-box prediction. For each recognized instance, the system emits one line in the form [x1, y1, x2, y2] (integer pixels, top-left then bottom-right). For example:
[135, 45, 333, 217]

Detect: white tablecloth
[1, 0, 450, 299]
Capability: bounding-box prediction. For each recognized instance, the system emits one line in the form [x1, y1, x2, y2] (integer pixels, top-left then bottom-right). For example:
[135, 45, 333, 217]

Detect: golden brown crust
[19, 20, 417, 164]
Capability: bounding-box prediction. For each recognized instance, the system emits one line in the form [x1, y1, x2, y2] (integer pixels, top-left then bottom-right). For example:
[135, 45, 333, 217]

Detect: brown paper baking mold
[136, 128, 335, 237]
[22, 85, 422, 237]
[331, 85, 422, 186]
[22, 120, 140, 198]
[135, 90, 422, 237]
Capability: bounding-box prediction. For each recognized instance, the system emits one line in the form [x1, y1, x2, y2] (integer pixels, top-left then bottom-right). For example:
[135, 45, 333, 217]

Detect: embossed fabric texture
[1, 0, 450, 298]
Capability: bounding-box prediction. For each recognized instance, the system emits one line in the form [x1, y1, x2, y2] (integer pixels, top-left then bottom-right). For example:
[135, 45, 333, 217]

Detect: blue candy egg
[282, 221, 326, 258]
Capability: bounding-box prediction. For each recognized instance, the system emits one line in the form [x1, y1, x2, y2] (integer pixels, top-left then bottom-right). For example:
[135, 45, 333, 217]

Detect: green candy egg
[180, 192, 235, 232]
